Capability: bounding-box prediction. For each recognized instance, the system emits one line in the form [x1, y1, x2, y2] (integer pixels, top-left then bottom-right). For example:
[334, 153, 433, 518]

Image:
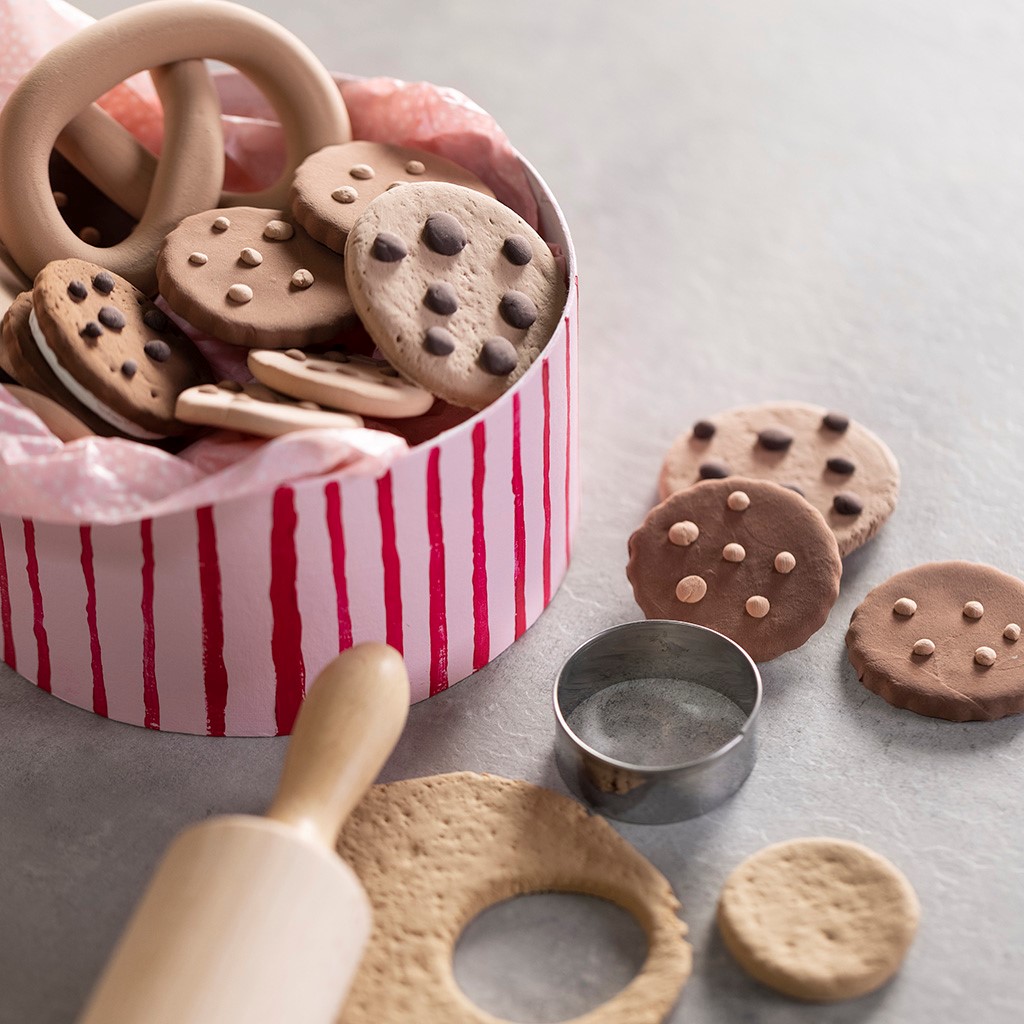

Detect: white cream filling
[29, 309, 165, 441]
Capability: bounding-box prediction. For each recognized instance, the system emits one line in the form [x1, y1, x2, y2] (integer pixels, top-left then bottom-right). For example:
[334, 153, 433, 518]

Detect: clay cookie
[659, 402, 899, 557]
[718, 838, 919, 1002]
[3, 384, 94, 442]
[176, 380, 364, 438]
[248, 348, 434, 419]
[157, 207, 356, 348]
[291, 141, 494, 254]
[846, 561, 1024, 721]
[627, 478, 842, 662]
[345, 181, 567, 410]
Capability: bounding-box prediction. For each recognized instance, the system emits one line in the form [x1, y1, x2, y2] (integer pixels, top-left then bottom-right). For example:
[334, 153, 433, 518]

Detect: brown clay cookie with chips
[156, 207, 356, 348]
[627, 478, 842, 662]
[345, 181, 567, 410]
[176, 380, 364, 438]
[846, 561, 1024, 721]
[291, 141, 493, 254]
[659, 402, 899, 557]
[248, 348, 434, 419]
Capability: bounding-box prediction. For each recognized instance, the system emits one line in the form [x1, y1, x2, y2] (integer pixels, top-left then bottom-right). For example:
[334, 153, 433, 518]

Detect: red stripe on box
[564, 315, 572, 567]
[471, 421, 489, 670]
[271, 486, 305, 735]
[140, 519, 159, 730]
[542, 360, 552, 606]
[511, 393, 527, 638]
[377, 472, 403, 654]
[324, 481, 352, 652]
[23, 520, 49, 693]
[196, 506, 228, 737]
[79, 526, 106, 717]
[0, 520, 14, 671]
[426, 447, 448, 693]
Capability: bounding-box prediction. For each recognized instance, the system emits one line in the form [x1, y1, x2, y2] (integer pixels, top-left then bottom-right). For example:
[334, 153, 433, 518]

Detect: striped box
[0, 162, 578, 735]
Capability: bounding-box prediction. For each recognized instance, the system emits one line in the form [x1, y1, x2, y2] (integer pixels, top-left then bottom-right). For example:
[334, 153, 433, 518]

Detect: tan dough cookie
[345, 181, 567, 410]
[627, 478, 842, 662]
[2, 384, 94, 442]
[176, 380, 363, 438]
[659, 402, 900, 557]
[336, 772, 691, 1024]
[847, 561, 1024, 721]
[247, 348, 434, 419]
[291, 141, 494, 254]
[717, 838, 919, 1002]
[157, 207, 356, 348]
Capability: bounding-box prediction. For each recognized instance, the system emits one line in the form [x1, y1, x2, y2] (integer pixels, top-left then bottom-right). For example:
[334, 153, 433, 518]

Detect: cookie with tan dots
[627, 478, 842, 662]
[846, 561, 1024, 721]
[718, 838, 919, 1002]
[156, 207, 356, 348]
[659, 401, 899, 557]
[290, 141, 493, 254]
[345, 181, 567, 410]
[247, 348, 434, 419]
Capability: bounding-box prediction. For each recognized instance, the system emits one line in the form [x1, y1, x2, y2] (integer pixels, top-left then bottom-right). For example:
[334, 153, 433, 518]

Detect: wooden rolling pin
[77, 643, 410, 1024]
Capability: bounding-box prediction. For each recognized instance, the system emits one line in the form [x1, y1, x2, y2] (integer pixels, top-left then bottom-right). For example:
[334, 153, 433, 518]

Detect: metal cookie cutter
[553, 620, 762, 824]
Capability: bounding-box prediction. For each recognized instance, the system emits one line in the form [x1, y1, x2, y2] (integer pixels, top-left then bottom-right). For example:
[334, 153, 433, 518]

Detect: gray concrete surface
[3, 1, 1024, 1021]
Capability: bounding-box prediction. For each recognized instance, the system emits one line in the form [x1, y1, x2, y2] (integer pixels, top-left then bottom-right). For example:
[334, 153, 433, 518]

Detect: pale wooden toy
[77, 643, 410, 1024]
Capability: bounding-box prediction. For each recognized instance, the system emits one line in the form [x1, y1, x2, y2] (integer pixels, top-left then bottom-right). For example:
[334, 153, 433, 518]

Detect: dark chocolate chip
[479, 336, 518, 376]
[120, 360, 137, 379]
[833, 491, 864, 516]
[143, 308, 169, 332]
[699, 459, 731, 479]
[98, 306, 125, 330]
[692, 419, 716, 440]
[67, 280, 88, 302]
[822, 411, 850, 433]
[424, 326, 456, 356]
[499, 290, 538, 330]
[423, 212, 467, 256]
[372, 231, 408, 262]
[80, 321, 102, 339]
[424, 282, 459, 315]
[783, 483, 806, 497]
[826, 456, 856, 475]
[502, 234, 533, 266]
[758, 427, 794, 452]
[92, 272, 115, 295]
[144, 339, 171, 363]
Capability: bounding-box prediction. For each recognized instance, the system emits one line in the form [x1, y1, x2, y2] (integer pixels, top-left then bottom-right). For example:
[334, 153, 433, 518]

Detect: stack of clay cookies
[0, 0, 567, 446]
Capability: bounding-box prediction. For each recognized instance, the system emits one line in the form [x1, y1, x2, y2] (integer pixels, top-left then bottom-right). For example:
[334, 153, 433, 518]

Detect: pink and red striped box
[0, 163, 578, 735]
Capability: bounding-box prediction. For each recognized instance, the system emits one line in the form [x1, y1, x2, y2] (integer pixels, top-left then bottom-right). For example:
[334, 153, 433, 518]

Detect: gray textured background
[3, 1, 1024, 1021]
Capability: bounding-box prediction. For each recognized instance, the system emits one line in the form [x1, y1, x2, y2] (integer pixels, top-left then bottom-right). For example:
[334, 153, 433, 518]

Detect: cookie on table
[846, 561, 1024, 721]
[718, 838, 919, 1002]
[3, 384, 94, 442]
[157, 207, 356, 348]
[176, 380, 364, 438]
[291, 141, 494, 254]
[627, 477, 842, 662]
[345, 181, 567, 410]
[659, 402, 899, 557]
[248, 348, 434, 419]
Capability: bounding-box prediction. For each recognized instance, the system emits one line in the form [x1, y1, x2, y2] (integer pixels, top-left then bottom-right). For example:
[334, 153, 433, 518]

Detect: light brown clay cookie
[247, 348, 434, 419]
[336, 773, 691, 1024]
[717, 838, 919, 1002]
[627, 478, 842, 662]
[659, 402, 899, 557]
[156, 207, 356, 348]
[345, 181, 567, 410]
[3, 384, 94, 442]
[176, 380, 363, 438]
[291, 141, 493, 254]
[847, 561, 1024, 721]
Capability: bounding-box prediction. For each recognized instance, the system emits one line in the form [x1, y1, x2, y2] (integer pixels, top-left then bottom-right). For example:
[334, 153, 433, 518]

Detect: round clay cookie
[247, 349, 434, 419]
[290, 141, 494, 254]
[157, 208, 356, 348]
[846, 561, 1024, 721]
[659, 402, 900, 557]
[627, 478, 842, 662]
[345, 181, 567, 410]
[717, 838, 919, 1002]
[335, 772, 691, 1024]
